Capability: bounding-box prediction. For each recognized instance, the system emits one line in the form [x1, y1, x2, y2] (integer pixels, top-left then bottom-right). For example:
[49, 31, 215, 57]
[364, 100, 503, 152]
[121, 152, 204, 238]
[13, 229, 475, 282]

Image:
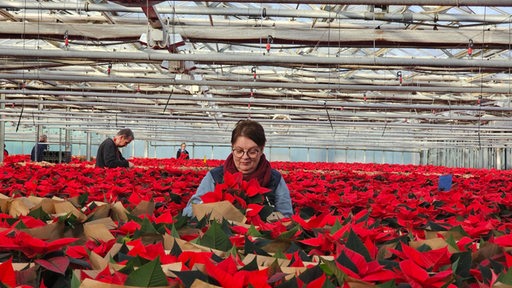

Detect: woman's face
[232, 136, 262, 175]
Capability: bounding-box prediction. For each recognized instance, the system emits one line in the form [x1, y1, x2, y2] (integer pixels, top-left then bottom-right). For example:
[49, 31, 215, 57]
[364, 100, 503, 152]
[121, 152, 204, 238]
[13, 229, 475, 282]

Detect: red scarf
[223, 153, 272, 187]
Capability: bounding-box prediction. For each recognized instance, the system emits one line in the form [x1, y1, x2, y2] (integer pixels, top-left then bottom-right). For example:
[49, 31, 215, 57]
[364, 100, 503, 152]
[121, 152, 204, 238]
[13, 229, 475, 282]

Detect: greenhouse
[1, 0, 512, 287]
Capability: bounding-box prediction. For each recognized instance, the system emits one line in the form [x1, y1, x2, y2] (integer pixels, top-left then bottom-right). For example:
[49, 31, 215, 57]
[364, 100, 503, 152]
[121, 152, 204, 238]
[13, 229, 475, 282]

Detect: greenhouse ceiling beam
[0, 48, 511, 70]
[3, 23, 509, 49]
[144, 0, 512, 5]
[1, 2, 509, 24]
[1, 73, 512, 94]
[2, 92, 512, 113]
[2, 89, 512, 114]
[1, 102, 509, 125]
[3, 0, 512, 8]
[2, 105, 511, 132]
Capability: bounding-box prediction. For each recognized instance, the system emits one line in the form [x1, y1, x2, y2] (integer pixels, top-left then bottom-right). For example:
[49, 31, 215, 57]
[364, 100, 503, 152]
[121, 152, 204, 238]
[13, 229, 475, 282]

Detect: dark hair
[231, 120, 266, 147]
[117, 128, 134, 140]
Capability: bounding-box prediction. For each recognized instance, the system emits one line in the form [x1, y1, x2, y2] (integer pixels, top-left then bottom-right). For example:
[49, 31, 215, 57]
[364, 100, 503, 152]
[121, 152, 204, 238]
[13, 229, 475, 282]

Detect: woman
[182, 120, 293, 218]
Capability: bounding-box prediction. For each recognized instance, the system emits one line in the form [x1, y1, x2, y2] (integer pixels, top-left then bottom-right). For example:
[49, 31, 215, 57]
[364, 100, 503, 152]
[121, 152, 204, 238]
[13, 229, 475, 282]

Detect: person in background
[3, 144, 8, 158]
[183, 119, 293, 218]
[176, 142, 190, 159]
[30, 134, 49, 162]
[95, 128, 134, 168]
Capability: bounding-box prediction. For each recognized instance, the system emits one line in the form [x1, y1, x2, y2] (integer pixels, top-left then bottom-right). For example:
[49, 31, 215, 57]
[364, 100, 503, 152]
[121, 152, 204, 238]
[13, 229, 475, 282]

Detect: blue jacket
[183, 166, 293, 217]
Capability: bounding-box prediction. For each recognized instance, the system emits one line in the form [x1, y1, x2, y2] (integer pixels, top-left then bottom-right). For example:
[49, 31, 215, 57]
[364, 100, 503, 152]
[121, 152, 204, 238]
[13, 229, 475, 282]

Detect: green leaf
[170, 224, 180, 238]
[113, 242, 131, 262]
[497, 267, 512, 284]
[247, 225, 262, 237]
[172, 213, 189, 229]
[241, 255, 260, 271]
[346, 229, 371, 262]
[322, 279, 336, 288]
[268, 258, 283, 276]
[244, 236, 271, 256]
[298, 265, 325, 285]
[329, 219, 343, 235]
[320, 258, 346, 285]
[299, 206, 316, 219]
[167, 192, 182, 204]
[169, 239, 182, 257]
[123, 255, 150, 271]
[336, 250, 358, 274]
[278, 224, 299, 240]
[195, 213, 210, 229]
[133, 217, 160, 238]
[275, 275, 299, 288]
[197, 220, 233, 252]
[258, 205, 275, 221]
[220, 218, 234, 236]
[451, 251, 472, 279]
[126, 213, 143, 223]
[28, 206, 51, 222]
[118, 262, 135, 275]
[14, 221, 27, 230]
[173, 270, 208, 287]
[58, 213, 79, 230]
[445, 233, 460, 252]
[273, 249, 287, 260]
[354, 211, 369, 224]
[78, 193, 89, 207]
[228, 245, 239, 258]
[70, 270, 81, 288]
[124, 257, 168, 287]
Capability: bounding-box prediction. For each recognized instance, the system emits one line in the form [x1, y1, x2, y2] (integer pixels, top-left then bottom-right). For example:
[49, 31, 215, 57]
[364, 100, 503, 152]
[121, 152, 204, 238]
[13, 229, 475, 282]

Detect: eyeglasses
[232, 148, 260, 158]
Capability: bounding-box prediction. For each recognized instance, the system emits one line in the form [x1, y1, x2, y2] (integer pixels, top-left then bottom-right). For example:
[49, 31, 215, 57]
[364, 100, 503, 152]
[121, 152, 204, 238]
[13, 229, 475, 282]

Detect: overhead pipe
[4, 110, 512, 133]
[1, 1, 510, 24]
[1, 101, 510, 125]
[8, 13, 509, 33]
[1, 0, 511, 10]
[1, 72, 511, 94]
[2, 105, 504, 126]
[1, 88, 512, 112]
[0, 48, 511, 70]
[2, 91, 512, 113]
[152, 0, 512, 5]
[1, 100, 511, 131]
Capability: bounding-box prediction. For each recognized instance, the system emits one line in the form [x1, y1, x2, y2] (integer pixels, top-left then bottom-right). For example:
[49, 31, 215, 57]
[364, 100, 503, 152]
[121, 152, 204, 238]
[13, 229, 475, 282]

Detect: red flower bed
[1, 155, 512, 287]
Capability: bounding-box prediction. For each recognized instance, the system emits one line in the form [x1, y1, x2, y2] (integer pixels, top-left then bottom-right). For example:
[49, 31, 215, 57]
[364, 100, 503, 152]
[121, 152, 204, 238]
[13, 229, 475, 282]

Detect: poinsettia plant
[1, 155, 512, 287]
[200, 171, 274, 221]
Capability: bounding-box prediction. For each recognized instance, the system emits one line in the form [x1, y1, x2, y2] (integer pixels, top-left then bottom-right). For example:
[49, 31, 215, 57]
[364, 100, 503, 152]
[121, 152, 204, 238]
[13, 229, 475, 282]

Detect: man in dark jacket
[30, 134, 49, 162]
[96, 128, 134, 168]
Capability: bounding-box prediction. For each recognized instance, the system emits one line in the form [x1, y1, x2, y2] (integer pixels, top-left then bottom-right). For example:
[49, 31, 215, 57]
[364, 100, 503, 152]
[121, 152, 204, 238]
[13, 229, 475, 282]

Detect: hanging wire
[477, 7, 488, 150]
[16, 105, 24, 132]
[325, 6, 335, 133]
[324, 101, 334, 131]
[163, 89, 173, 113]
